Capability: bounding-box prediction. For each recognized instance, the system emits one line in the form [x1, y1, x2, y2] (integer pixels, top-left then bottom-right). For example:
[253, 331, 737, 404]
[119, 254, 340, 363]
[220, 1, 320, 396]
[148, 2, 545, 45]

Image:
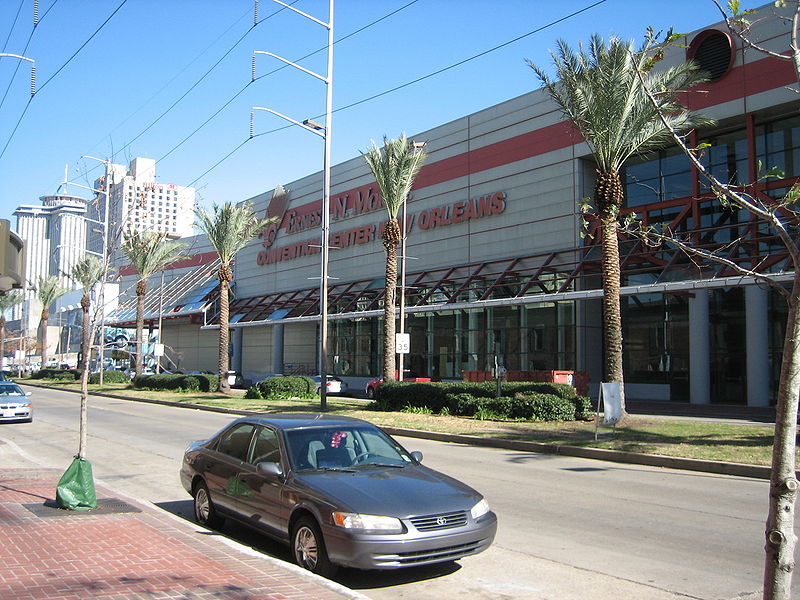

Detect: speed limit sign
[395, 333, 410, 354]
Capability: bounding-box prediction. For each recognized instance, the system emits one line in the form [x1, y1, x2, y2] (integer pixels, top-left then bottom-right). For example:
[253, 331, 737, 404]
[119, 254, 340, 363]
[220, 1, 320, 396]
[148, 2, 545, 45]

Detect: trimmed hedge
[256, 376, 315, 399]
[372, 380, 591, 422]
[132, 373, 218, 392]
[31, 368, 79, 381]
[374, 381, 576, 411]
[89, 370, 129, 384]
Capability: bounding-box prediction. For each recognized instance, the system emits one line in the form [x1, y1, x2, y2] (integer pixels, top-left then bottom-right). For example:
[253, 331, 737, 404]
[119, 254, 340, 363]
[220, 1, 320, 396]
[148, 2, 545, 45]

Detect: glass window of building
[625, 146, 692, 207]
[756, 114, 800, 178]
[699, 128, 749, 189]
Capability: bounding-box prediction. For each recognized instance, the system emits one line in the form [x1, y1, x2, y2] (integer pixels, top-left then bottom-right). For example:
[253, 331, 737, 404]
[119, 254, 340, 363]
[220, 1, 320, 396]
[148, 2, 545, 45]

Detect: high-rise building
[13, 193, 88, 335]
[88, 157, 196, 254]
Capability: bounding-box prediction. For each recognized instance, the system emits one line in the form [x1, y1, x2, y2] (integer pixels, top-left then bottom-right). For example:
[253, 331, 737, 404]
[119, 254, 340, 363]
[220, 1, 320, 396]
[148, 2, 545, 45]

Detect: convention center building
[109, 3, 799, 407]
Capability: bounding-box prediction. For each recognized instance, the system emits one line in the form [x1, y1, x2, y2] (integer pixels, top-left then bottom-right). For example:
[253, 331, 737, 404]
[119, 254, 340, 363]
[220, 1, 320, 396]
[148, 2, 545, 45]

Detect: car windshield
[0, 386, 24, 396]
[285, 425, 412, 471]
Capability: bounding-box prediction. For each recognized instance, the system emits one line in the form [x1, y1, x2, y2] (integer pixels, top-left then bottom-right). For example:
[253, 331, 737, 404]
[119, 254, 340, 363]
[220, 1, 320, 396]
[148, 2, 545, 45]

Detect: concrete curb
[23, 381, 773, 480]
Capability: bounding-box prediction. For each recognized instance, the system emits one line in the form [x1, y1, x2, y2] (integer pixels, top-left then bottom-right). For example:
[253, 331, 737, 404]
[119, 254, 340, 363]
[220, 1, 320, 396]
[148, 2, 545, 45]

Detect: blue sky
[0, 0, 729, 223]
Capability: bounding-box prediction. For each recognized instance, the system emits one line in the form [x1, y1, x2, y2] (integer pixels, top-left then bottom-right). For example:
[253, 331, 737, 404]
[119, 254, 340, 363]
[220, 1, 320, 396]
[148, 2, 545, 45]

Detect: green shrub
[131, 373, 210, 392]
[570, 395, 594, 420]
[373, 381, 578, 413]
[244, 386, 263, 399]
[512, 393, 577, 421]
[256, 376, 315, 399]
[89, 370, 128, 384]
[31, 368, 79, 381]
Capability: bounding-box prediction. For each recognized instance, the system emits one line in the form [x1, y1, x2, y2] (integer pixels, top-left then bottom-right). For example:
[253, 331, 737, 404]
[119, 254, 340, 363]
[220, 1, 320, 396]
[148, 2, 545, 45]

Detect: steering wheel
[352, 452, 379, 465]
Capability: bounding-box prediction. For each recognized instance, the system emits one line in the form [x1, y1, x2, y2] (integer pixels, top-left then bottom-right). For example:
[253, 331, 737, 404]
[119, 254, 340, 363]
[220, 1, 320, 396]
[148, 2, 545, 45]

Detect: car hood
[295, 464, 481, 517]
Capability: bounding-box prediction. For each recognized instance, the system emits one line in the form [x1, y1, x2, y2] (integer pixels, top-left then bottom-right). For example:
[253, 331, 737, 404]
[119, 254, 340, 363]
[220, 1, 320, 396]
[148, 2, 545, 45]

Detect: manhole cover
[23, 497, 142, 517]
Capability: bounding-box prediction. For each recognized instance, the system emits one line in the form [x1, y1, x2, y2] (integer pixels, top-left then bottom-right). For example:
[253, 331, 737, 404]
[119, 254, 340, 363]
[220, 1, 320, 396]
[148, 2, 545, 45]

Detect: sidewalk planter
[56, 456, 97, 510]
[462, 370, 589, 396]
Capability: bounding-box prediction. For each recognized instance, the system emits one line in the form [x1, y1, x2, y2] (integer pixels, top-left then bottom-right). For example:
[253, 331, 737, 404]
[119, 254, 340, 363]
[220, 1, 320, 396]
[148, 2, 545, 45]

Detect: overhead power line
[187, 0, 608, 190]
[0, 0, 125, 162]
[0, 0, 59, 113]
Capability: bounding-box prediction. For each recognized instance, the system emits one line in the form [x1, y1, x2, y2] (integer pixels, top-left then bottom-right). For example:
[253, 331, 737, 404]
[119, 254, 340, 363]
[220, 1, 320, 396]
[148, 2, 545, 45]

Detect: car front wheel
[292, 516, 335, 577]
[365, 386, 374, 399]
[193, 481, 223, 529]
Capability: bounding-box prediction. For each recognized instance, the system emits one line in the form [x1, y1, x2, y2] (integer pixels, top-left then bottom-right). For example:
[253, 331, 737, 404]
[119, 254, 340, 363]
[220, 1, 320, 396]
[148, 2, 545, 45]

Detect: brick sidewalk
[0, 468, 367, 600]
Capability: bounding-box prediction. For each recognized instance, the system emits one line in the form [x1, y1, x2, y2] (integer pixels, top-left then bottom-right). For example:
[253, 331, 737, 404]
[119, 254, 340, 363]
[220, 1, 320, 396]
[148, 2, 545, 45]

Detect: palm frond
[0, 290, 22, 314]
[193, 201, 276, 266]
[71, 256, 105, 292]
[121, 230, 187, 281]
[363, 134, 427, 219]
[527, 34, 712, 173]
[35, 275, 69, 310]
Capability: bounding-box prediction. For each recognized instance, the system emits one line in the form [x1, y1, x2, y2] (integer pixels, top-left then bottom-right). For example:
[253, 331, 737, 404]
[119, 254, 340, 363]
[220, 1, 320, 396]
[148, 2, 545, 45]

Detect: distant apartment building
[88, 157, 196, 254]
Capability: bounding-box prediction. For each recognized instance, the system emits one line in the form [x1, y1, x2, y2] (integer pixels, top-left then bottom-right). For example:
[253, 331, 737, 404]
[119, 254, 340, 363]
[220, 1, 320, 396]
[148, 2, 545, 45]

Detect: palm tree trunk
[78, 294, 91, 459]
[0, 317, 6, 373]
[764, 277, 800, 600]
[596, 170, 626, 413]
[40, 310, 49, 370]
[383, 220, 400, 382]
[217, 278, 231, 394]
[135, 280, 146, 376]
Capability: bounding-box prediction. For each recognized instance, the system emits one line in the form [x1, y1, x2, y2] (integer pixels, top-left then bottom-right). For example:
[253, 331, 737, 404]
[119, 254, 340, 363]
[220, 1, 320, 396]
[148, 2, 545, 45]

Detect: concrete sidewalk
[0, 467, 368, 600]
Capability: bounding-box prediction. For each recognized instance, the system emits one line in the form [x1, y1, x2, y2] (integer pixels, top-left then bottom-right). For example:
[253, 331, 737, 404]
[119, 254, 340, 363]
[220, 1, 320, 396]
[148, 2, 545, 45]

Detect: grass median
[30, 379, 787, 468]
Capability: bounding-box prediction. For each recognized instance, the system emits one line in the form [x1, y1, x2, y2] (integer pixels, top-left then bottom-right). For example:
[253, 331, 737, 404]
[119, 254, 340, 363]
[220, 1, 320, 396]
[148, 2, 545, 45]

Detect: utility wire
[0, 0, 124, 161]
[188, 0, 608, 189]
[157, 0, 420, 166]
[0, 0, 58, 112]
[81, 5, 253, 161]
[36, 0, 126, 95]
[95, 0, 303, 173]
[332, 0, 608, 115]
[1, 0, 24, 54]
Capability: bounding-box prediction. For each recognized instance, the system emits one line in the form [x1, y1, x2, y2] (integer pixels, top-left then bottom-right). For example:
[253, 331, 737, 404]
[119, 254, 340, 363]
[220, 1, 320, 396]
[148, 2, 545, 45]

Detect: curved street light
[251, 0, 333, 410]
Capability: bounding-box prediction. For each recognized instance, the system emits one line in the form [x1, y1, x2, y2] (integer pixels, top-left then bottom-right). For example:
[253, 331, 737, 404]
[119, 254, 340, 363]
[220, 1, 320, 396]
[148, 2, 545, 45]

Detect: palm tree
[0, 291, 22, 372]
[71, 256, 104, 459]
[363, 135, 427, 382]
[121, 230, 185, 376]
[35, 276, 69, 371]
[195, 202, 274, 393]
[527, 35, 710, 414]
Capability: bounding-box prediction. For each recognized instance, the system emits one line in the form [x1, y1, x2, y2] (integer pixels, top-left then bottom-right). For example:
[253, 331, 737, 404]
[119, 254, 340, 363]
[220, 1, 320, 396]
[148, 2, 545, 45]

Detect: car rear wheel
[292, 516, 334, 577]
[193, 481, 223, 529]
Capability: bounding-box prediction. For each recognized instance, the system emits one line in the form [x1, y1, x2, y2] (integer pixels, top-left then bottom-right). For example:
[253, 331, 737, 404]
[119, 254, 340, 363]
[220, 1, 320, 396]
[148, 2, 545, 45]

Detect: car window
[0, 386, 23, 396]
[249, 426, 281, 465]
[215, 424, 255, 461]
[286, 426, 411, 470]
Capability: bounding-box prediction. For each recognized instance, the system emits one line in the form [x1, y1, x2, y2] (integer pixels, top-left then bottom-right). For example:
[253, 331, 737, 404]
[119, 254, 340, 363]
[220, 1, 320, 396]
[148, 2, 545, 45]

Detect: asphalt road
[0, 385, 785, 600]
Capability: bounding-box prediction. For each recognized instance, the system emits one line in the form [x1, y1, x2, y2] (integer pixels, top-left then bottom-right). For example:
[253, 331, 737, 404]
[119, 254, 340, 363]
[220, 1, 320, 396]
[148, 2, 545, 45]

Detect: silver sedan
[180, 413, 497, 577]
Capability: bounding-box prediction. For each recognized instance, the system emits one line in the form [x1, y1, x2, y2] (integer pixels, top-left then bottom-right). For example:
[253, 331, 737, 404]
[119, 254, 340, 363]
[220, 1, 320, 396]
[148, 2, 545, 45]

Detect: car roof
[232, 413, 368, 431]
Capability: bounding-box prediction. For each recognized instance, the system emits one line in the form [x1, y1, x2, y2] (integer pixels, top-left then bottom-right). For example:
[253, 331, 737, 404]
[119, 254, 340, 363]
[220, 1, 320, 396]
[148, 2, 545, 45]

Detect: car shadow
[154, 499, 462, 588]
[336, 560, 461, 589]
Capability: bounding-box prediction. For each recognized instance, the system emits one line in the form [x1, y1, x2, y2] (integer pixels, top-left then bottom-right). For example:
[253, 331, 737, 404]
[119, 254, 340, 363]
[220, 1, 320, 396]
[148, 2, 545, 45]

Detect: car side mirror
[257, 461, 283, 477]
[410, 451, 423, 463]
[25, 392, 31, 396]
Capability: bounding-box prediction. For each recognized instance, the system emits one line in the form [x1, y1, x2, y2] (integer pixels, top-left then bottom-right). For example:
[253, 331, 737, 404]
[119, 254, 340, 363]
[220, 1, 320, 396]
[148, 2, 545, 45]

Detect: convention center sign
[256, 185, 507, 266]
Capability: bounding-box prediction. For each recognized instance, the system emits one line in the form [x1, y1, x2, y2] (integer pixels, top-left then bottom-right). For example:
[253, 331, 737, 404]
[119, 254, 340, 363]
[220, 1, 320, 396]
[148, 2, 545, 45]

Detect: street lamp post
[252, 0, 333, 410]
[397, 141, 426, 382]
[63, 156, 112, 382]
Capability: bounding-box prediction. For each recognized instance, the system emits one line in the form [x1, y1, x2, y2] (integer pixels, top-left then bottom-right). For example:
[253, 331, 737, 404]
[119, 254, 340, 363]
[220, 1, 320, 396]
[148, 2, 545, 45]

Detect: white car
[0, 383, 32, 423]
[312, 375, 348, 396]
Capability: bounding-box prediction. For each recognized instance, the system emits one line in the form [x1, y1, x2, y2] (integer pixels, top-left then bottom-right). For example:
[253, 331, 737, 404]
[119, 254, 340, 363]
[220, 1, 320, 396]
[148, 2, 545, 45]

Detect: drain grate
[23, 497, 142, 517]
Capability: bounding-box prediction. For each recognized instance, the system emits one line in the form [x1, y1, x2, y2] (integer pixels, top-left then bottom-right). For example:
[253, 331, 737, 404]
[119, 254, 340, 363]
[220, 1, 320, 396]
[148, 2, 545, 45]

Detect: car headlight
[332, 512, 403, 533]
[470, 498, 490, 520]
